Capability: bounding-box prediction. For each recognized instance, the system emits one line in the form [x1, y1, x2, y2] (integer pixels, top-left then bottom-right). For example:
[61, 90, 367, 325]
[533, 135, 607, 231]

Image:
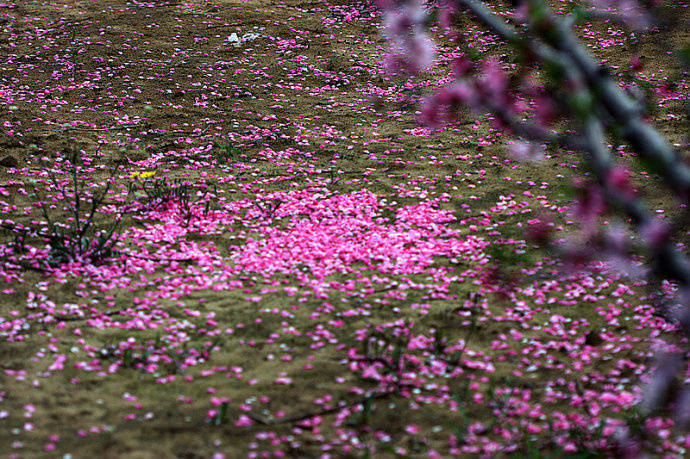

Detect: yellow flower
[129, 171, 155, 180]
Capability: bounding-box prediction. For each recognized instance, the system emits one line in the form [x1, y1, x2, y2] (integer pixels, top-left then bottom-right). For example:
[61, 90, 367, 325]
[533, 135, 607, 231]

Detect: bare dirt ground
[0, 0, 688, 456]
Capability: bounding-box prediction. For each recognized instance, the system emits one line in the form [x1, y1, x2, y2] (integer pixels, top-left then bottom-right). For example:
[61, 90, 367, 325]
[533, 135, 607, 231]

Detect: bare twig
[0, 258, 47, 273]
[55, 308, 130, 322]
[61, 125, 139, 132]
[246, 390, 394, 426]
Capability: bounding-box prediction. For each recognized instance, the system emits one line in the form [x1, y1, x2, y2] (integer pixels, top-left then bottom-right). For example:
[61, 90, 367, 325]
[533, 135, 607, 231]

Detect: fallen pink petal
[0, 0, 687, 456]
